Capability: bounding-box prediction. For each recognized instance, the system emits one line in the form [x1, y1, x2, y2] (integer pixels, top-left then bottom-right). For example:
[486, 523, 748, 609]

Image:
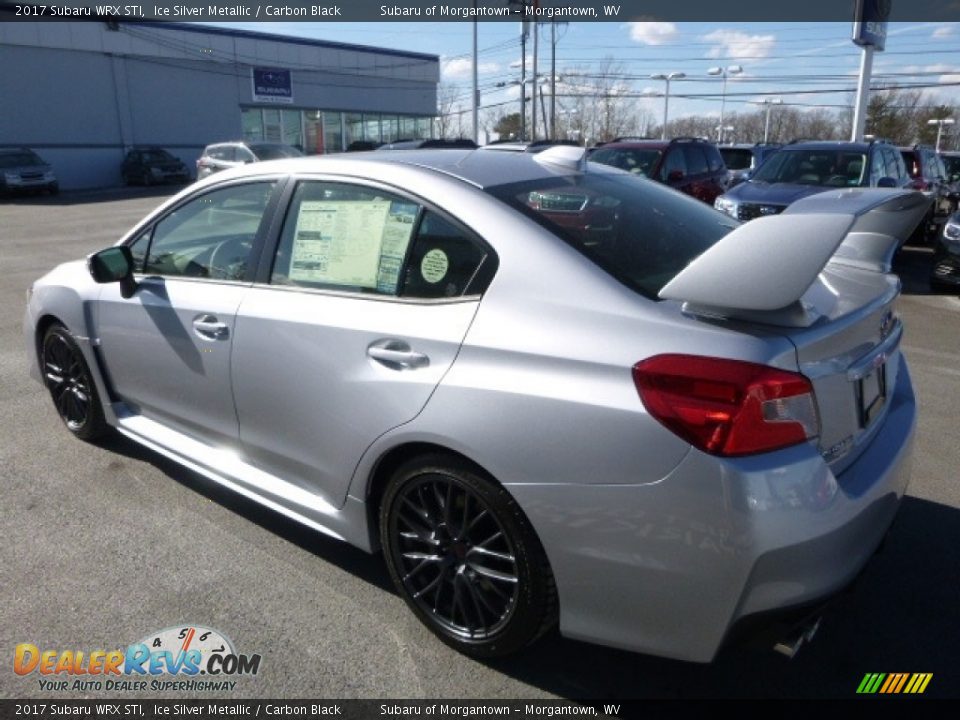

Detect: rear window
[249, 144, 303, 160]
[720, 148, 753, 170]
[590, 148, 662, 178]
[0, 151, 43, 167]
[486, 172, 736, 299]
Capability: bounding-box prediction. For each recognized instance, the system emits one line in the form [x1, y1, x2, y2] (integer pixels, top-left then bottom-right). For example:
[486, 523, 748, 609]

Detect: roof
[780, 141, 874, 152]
[204, 149, 620, 190]
[138, 21, 437, 63]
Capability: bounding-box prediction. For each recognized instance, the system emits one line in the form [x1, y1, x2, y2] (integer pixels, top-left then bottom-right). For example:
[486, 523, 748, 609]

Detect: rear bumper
[506, 361, 916, 662]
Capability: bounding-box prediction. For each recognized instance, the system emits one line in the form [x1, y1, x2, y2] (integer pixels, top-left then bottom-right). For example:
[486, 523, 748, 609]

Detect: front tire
[380, 454, 557, 658]
[41, 325, 108, 441]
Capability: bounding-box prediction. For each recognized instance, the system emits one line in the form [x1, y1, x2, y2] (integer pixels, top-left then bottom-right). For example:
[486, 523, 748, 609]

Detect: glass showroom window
[324, 112, 344, 153]
[242, 109, 263, 142]
[382, 115, 399, 144]
[363, 114, 382, 144]
[282, 109, 303, 149]
[345, 113, 363, 147]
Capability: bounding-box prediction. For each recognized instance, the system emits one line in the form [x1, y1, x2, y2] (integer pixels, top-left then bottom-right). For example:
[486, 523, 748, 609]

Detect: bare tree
[557, 59, 640, 144]
[435, 82, 463, 139]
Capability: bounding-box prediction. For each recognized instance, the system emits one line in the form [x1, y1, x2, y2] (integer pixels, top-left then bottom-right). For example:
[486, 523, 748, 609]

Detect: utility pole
[471, 2, 478, 144]
[531, 4, 538, 141]
[550, 20, 556, 139]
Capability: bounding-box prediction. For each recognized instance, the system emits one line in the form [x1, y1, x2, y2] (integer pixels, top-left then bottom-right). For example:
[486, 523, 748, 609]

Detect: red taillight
[910, 177, 929, 191]
[632, 354, 819, 457]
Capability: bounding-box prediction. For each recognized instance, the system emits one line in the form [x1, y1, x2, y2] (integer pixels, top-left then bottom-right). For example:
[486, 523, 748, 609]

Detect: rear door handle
[367, 340, 429, 370]
[192, 314, 229, 340]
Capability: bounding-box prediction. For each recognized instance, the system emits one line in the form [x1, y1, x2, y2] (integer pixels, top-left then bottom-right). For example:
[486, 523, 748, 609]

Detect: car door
[95, 179, 281, 447]
[230, 178, 496, 507]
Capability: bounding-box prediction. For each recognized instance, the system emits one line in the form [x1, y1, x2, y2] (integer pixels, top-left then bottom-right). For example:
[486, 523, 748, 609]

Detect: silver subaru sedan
[24, 147, 926, 662]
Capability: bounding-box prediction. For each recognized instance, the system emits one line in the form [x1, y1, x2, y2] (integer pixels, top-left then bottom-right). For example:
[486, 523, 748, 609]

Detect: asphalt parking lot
[1, 188, 958, 701]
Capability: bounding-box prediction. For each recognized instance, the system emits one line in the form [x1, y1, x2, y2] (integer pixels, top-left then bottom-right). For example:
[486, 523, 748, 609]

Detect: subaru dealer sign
[852, 0, 891, 51]
[252, 68, 293, 104]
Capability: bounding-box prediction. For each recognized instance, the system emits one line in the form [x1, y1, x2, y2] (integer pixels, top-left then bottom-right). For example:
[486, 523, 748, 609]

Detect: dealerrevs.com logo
[14, 626, 261, 692]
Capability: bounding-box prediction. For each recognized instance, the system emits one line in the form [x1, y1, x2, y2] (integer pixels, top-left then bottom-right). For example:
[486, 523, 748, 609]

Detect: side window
[144, 182, 275, 280]
[870, 149, 887, 185]
[127, 228, 152, 273]
[660, 148, 688, 180]
[236, 147, 256, 163]
[883, 148, 906, 180]
[401, 211, 494, 299]
[706, 146, 724, 172]
[208, 146, 230, 161]
[271, 181, 420, 295]
[682, 145, 709, 176]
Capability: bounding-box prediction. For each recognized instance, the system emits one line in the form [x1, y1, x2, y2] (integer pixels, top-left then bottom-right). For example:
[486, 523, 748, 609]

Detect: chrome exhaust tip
[773, 616, 822, 659]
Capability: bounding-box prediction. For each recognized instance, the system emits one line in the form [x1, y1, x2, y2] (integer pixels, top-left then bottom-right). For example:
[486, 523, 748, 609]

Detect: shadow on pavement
[92, 432, 394, 595]
[1, 185, 185, 207]
[485, 495, 958, 698]
[91, 429, 959, 698]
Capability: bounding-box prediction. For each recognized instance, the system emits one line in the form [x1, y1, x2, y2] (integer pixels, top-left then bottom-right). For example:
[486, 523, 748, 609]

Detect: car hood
[1, 164, 52, 174]
[725, 181, 835, 206]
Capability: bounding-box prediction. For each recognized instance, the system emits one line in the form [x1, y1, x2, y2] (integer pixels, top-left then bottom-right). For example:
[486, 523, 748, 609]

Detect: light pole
[707, 64, 742, 144]
[760, 97, 782, 143]
[650, 72, 685, 140]
[928, 117, 956, 152]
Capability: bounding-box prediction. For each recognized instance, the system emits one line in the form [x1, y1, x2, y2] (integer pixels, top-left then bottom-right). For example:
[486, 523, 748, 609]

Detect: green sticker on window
[421, 249, 449, 284]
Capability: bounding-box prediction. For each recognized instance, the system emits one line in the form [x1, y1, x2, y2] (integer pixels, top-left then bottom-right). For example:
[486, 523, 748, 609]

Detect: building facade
[0, 21, 438, 189]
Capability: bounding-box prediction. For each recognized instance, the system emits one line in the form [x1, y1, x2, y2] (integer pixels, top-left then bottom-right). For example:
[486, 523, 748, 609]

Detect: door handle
[367, 340, 429, 370]
[192, 314, 229, 340]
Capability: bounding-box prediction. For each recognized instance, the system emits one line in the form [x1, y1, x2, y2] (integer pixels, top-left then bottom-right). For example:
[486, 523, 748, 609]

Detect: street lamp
[928, 117, 956, 152]
[760, 98, 782, 143]
[707, 64, 743, 144]
[715, 125, 735, 143]
[650, 72, 686, 140]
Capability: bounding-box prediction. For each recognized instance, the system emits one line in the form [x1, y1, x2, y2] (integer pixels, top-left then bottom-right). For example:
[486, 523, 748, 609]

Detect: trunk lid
[660, 188, 926, 469]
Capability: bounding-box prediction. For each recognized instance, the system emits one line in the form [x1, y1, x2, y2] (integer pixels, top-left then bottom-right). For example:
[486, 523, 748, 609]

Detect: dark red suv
[590, 137, 728, 205]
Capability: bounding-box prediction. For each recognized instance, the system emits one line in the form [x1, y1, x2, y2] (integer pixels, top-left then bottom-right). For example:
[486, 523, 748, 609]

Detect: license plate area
[856, 361, 887, 429]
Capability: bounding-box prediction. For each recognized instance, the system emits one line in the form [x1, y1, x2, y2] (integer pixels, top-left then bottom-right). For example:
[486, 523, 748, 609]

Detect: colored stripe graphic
[857, 673, 932, 694]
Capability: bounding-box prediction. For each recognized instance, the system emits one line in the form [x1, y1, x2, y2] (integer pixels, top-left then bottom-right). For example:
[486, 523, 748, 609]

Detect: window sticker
[421, 248, 449, 284]
[376, 202, 418, 293]
[289, 199, 416, 291]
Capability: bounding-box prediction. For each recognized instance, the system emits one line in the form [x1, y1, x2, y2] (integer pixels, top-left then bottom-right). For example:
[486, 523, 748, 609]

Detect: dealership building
[0, 21, 439, 189]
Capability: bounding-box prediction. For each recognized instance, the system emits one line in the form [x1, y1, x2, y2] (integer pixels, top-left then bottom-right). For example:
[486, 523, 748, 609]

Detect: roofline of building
[140, 21, 440, 63]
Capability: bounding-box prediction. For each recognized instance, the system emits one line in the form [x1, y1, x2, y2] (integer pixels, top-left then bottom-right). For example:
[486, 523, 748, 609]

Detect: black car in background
[590, 137, 728, 205]
[932, 211, 960, 291]
[0, 147, 58, 195]
[121, 147, 191, 186]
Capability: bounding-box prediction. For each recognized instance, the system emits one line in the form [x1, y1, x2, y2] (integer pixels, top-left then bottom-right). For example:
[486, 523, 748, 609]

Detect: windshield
[943, 155, 960, 181]
[0, 151, 43, 168]
[590, 148, 662, 178]
[140, 149, 174, 163]
[751, 148, 867, 186]
[249, 144, 303, 160]
[486, 171, 736, 299]
[720, 148, 753, 171]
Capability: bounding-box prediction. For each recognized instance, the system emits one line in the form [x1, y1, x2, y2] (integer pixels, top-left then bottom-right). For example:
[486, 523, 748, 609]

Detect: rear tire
[41, 325, 108, 441]
[380, 454, 557, 658]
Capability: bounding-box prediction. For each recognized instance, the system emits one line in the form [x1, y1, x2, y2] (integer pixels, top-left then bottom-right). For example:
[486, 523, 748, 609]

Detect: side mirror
[88, 246, 136, 299]
[667, 169, 685, 182]
[877, 177, 898, 188]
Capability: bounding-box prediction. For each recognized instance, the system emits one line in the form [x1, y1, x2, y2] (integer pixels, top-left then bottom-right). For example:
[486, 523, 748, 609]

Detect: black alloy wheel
[41, 325, 107, 440]
[381, 454, 556, 658]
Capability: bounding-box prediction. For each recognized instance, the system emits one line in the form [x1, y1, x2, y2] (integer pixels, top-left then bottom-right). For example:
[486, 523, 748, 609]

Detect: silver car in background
[25, 148, 926, 661]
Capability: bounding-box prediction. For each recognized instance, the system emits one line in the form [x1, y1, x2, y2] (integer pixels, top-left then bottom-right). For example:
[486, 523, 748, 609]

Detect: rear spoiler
[659, 189, 930, 327]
